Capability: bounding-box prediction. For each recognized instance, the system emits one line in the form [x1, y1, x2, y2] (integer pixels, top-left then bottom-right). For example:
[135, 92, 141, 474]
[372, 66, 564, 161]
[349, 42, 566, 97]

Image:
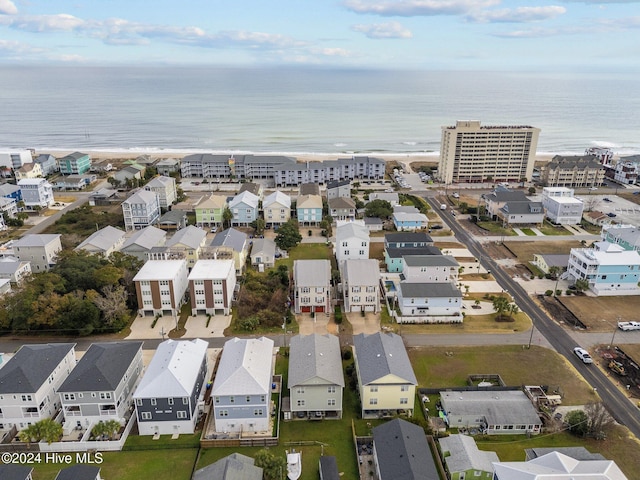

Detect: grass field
[276, 243, 335, 270]
[398, 311, 531, 335]
[476, 222, 517, 236]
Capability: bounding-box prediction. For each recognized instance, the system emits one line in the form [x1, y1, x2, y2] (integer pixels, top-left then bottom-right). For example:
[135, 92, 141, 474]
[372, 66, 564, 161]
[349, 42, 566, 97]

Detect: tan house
[14, 162, 43, 181]
[263, 190, 291, 227]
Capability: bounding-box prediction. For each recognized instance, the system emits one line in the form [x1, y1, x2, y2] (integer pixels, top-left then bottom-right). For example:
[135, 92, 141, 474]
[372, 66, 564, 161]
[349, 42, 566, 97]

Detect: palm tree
[508, 303, 520, 320]
[575, 278, 590, 294]
[222, 206, 233, 229]
[548, 266, 561, 280]
[492, 296, 510, 320]
[19, 419, 63, 445]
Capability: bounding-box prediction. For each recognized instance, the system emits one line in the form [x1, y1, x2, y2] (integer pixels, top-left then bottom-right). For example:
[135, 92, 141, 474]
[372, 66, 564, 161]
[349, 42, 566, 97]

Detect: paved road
[426, 196, 640, 439]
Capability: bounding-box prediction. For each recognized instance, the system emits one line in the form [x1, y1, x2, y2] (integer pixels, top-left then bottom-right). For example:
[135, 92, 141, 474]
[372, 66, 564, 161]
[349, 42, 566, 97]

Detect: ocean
[1, 66, 639, 157]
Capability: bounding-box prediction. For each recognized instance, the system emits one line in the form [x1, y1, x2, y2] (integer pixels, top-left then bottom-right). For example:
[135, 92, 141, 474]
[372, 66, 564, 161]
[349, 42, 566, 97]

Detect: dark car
[607, 212, 617, 217]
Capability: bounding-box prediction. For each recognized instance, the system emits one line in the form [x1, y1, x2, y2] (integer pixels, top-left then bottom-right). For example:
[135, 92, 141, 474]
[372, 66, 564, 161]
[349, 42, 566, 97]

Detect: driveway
[297, 313, 337, 335]
[346, 312, 380, 335]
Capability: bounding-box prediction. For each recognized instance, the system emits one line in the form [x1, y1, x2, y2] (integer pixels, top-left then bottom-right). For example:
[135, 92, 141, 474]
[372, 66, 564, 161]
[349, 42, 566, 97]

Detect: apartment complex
[541, 155, 605, 188]
[438, 121, 540, 184]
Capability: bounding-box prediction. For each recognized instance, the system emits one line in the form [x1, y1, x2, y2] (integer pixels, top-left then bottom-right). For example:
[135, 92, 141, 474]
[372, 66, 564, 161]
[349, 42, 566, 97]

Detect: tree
[507, 303, 519, 319]
[222, 207, 234, 229]
[92, 420, 121, 440]
[275, 219, 302, 251]
[565, 409, 589, 437]
[584, 401, 615, 438]
[251, 217, 266, 236]
[528, 186, 536, 195]
[364, 199, 393, 219]
[92, 284, 130, 328]
[574, 278, 590, 294]
[107, 177, 121, 189]
[492, 296, 510, 320]
[19, 418, 63, 445]
[548, 266, 561, 280]
[320, 215, 333, 237]
[254, 448, 287, 480]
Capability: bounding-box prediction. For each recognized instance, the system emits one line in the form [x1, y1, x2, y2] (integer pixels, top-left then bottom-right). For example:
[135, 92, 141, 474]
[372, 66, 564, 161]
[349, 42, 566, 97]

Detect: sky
[0, 0, 638, 70]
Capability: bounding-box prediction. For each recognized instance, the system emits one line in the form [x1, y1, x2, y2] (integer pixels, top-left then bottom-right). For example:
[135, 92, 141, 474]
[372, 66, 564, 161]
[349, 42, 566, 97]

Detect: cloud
[0, 0, 17, 15]
[467, 6, 566, 23]
[0, 13, 84, 31]
[344, 0, 500, 16]
[0, 39, 46, 57]
[494, 15, 640, 37]
[352, 21, 413, 38]
[562, 0, 640, 3]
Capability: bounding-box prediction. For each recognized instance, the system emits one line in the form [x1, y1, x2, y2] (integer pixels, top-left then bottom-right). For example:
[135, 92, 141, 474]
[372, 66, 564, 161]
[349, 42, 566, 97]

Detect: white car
[573, 347, 593, 364]
[618, 321, 640, 331]
[589, 186, 598, 190]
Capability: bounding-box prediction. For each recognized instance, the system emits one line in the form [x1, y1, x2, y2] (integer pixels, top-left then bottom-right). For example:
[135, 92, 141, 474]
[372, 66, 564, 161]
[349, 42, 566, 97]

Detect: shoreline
[42, 149, 556, 165]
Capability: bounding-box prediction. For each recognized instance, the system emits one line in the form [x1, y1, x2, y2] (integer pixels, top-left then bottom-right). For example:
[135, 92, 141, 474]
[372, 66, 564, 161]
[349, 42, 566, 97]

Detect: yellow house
[14, 162, 43, 181]
[353, 332, 417, 419]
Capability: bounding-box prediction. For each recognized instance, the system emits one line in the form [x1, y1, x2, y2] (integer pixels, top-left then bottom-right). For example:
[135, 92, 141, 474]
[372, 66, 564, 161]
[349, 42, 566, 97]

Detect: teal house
[59, 151, 91, 175]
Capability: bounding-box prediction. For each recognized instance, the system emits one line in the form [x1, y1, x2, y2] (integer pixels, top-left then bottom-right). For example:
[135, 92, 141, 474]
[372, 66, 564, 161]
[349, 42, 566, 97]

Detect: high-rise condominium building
[438, 121, 540, 184]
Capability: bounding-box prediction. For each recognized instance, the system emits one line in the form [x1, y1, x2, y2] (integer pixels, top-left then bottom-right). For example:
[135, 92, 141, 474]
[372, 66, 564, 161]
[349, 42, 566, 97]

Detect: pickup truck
[618, 321, 640, 331]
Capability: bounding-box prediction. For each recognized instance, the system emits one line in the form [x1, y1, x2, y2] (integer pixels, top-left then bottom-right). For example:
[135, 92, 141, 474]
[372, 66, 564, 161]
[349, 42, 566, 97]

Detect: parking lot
[576, 194, 640, 227]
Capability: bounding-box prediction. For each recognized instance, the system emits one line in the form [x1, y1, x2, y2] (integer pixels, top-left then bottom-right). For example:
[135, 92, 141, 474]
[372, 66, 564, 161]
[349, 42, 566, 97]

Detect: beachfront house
[0, 343, 76, 432]
[188, 259, 236, 316]
[353, 332, 417, 418]
[14, 162, 43, 181]
[13, 234, 62, 272]
[211, 337, 274, 434]
[341, 259, 380, 313]
[58, 342, 143, 434]
[288, 334, 344, 420]
[293, 259, 331, 314]
[133, 259, 189, 316]
[134, 338, 209, 436]
[263, 190, 291, 228]
[58, 152, 91, 175]
[144, 175, 177, 209]
[229, 190, 259, 226]
[122, 190, 161, 231]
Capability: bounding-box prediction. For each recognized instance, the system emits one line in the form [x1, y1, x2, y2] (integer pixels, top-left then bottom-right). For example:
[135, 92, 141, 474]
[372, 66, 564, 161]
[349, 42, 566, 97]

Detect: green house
[439, 434, 498, 480]
[59, 151, 91, 175]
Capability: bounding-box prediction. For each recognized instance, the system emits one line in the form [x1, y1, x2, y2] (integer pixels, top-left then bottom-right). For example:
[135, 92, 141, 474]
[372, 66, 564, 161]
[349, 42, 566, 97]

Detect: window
[151, 398, 157, 406]
[400, 398, 408, 405]
[246, 396, 251, 403]
[63, 393, 75, 401]
[327, 399, 336, 406]
[177, 411, 187, 419]
[400, 385, 409, 392]
[100, 392, 111, 400]
[230, 396, 235, 403]
[183, 397, 189, 405]
[296, 387, 305, 394]
[168, 398, 174, 405]
[219, 410, 228, 417]
[254, 409, 263, 416]
[297, 400, 305, 406]
[135, 398, 142, 406]
[21, 394, 33, 402]
[370, 386, 378, 393]
[327, 386, 335, 393]
[141, 412, 152, 420]
[369, 398, 378, 405]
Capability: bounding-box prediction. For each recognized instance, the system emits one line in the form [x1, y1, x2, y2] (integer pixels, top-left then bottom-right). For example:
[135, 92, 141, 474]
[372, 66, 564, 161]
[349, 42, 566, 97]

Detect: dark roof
[193, 453, 262, 480]
[327, 179, 351, 189]
[385, 246, 441, 258]
[299, 183, 321, 195]
[59, 342, 142, 393]
[353, 333, 417, 385]
[399, 282, 462, 298]
[210, 228, 248, 252]
[501, 201, 543, 215]
[319, 456, 340, 480]
[385, 232, 433, 245]
[239, 182, 261, 196]
[486, 190, 529, 203]
[0, 465, 34, 480]
[537, 254, 570, 268]
[364, 217, 383, 225]
[548, 154, 603, 170]
[373, 418, 438, 480]
[525, 447, 605, 462]
[54, 465, 101, 480]
[0, 344, 75, 394]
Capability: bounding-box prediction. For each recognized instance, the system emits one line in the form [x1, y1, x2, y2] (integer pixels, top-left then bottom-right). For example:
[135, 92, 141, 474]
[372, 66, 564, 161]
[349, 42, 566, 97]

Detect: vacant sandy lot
[559, 295, 640, 331]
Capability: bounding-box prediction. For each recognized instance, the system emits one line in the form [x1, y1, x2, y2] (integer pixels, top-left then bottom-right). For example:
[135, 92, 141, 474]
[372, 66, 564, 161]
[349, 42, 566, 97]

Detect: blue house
[229, 190, 259, 226]
[0, 183, 22, 202]
[211, 337, 274, 434]
[392, 206, 428, 231]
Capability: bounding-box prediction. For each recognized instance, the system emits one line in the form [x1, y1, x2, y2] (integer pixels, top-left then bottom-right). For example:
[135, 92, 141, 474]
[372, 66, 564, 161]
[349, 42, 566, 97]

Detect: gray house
[54, 465, 102, 480]
[192, 453, 263, 480]
[211, 337, 274, 434]
[75, 225, 126, 257]
[439, 434, 498, 480]
[250, 237, 276, 270]
[288, 334, 344, 420]
[0, 343, 76, 432]
[326, 179, 351, 199]
[134, 338, 209, 436]
[58, 342, 143, 432]
[373, 418, 439, 480]
[120, 226, 167, 261]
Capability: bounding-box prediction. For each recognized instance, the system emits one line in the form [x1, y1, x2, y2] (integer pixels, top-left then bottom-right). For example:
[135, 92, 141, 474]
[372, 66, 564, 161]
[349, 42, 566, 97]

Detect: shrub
[342, 349, 352, 361]
[334, 306, 343, 324]
[555, 289, 562, 296]
[545, 290, 553, 296]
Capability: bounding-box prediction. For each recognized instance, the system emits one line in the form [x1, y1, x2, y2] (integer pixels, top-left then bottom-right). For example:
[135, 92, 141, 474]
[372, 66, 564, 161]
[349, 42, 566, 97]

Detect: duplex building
[438, 121, 540, 184]
[288, 334, 344, 419]
[567, 241, 640, 296]
[328, 197, 356, 222]
[293, 259, 331, 314]
[342, 259, 380, 313]
[211, 337, 274, 434]
[134, 259, 189, 316]
[134, 338, 209, 435]
[0, 343, 75, 432]
[122, 190, 161, 231]
[163, 226, 207, 269]
[353, 332, 417, 418]
[12, 234, 62, 272]
[263, 190, 291, 227]
[58, 342, 143, 431]
[188, 259, 236, 315]
[541, 187, 584, 225]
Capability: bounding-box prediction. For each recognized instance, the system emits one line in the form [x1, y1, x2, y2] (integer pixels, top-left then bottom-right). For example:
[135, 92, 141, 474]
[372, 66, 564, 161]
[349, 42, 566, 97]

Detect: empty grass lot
[503, 240, 583, 264]
[276, 243, 335, 270]
[558, 296, 640, 331]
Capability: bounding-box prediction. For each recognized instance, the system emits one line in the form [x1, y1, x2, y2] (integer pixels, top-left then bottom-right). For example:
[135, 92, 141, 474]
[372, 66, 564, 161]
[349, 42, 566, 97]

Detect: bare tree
[582, 196, 601, 213]
[92, 284, 129, 326]
[585, 401, 615, 438]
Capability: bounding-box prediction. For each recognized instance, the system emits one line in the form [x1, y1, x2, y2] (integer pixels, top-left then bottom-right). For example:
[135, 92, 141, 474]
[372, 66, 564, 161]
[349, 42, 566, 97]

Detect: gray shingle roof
[0, 465, 34, 480]
[385, 246, 442, 258]
[385, 232, 433, 245]
[440, 390, 542, 426]
[251, 238, 276, 258]
[13, 234, 61, 248]
[329, 197, 356, 210]
[193, 453, 263, 480]
[165, 225, 206, 249]
[486, 190, 529, 203]
[54, 465, 101, 480]
[0, 343, 75, 394]
[212, 337, 274, 396]
[439, 434, 499, 474]
[210, 228, 248, 252]
[353, 333, 417, 385]
[59, 342, 142, 393]
[288, 334, 344, 388]
[319, 456, 340, 480]
[343, 259, 379, 287]
[75, 225, 125, 252]
[327, 179, 351, 189]
[299, 183, 320, 195]
[122, 226, 166, 250]
[525, 447, 605, 461]
[373, 418, 438, 480]
[399, 282, 462, 298]
[500, 201, 543, 215]
[294, 259, 331, 287]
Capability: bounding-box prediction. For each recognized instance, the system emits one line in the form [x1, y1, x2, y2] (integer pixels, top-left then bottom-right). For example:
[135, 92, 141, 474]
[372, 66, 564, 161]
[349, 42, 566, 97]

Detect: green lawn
[276, 243, 335, 270]
[520, 228, 536, 236]
[537, 221, 573, 236]
[476, 222, 517, 236]
[398, 310, 531, 335]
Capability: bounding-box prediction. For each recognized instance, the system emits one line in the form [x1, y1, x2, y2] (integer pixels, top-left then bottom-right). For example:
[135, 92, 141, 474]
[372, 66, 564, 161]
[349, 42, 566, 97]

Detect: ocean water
[1, 66, 639, 157]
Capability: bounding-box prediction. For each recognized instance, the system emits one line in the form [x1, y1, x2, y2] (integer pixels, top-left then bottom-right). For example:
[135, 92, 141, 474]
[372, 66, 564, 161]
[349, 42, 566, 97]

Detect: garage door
[301, 306, 311, 313]
[315, 306, 324, 313]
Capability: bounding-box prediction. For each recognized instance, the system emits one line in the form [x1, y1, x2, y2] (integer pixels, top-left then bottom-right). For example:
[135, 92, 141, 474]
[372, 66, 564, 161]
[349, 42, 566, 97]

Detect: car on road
[573, 347, 593, 364]
[618, 321, 640, 331]
[452, 192, 460, 198]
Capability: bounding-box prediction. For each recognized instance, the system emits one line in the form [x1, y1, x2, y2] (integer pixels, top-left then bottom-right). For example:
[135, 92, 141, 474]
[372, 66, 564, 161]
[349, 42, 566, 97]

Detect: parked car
[607, 213, 617, 217]
[603, 198, 611, 202]
[573, 347, 593, 364]
[618, 321, 640, 331]
[589, 186, 598, 190]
